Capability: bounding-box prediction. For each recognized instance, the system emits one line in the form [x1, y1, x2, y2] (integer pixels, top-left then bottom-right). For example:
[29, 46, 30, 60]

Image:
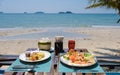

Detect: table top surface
[5, 48, 104, 73]
[58, 49, 104, 73]
[59, 59, 104, 73]
[5, 52, 54, 72]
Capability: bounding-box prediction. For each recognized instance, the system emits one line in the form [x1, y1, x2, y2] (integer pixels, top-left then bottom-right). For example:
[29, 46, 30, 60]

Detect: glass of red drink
[68, 40, 75, 50]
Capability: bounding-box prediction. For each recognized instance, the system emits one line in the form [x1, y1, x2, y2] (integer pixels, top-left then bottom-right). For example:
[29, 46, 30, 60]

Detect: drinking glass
[55, 36, 64, 55]
[68, 40, 75, 50]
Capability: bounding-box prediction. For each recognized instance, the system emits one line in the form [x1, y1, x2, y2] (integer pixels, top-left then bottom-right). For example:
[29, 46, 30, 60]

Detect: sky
[0, 0, 117, 13]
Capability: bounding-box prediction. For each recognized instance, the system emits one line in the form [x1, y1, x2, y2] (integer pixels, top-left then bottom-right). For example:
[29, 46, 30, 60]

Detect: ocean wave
[92, 25, 120, 28]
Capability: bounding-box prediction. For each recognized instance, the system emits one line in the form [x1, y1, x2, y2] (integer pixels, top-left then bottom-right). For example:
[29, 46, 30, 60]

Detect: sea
[0, 13, 120, 28]
[0, 13, 120, 40]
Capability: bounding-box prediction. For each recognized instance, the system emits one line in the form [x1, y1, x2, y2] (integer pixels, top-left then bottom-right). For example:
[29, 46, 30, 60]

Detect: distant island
[24, 12, 28, 14]
[59, 11, 73, 14]
[0, 12, 4, 14]
[35, 12, 44, 14]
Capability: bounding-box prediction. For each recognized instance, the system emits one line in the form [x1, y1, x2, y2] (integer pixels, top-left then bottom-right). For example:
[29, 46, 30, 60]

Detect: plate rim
[60, 53, 97, 67]
[19, 50, 51, 62]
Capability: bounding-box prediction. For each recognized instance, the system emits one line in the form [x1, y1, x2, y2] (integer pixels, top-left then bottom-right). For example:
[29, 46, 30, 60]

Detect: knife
[12, 65, 34, 69]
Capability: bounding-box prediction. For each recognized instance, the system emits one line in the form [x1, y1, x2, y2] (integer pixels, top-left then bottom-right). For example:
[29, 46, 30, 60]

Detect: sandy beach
[0, 27, 120, 56]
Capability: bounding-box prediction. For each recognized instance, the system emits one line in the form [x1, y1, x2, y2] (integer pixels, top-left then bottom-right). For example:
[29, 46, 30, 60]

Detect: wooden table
[1, 48, 120, 75]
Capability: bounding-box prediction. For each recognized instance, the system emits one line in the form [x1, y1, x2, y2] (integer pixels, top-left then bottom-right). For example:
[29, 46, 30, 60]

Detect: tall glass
[54, 36, 64, 55]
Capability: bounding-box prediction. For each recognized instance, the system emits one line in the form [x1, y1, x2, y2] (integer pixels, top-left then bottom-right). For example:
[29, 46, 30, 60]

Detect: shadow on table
[94, 47, 120, 56]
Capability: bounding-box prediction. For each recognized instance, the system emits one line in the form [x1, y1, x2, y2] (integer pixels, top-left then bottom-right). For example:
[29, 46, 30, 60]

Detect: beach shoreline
[0, 27, 120, 57]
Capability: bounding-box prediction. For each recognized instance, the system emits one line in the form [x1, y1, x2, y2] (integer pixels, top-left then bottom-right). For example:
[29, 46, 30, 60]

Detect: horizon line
[0, 12, 117, 14]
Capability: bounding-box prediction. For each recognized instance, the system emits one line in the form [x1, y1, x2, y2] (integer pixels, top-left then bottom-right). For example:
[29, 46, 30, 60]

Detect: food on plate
[63, 49, 95, 65]
[25, 52, 45, 61]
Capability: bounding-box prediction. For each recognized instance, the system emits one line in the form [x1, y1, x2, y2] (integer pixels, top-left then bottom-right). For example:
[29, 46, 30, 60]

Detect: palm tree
[86, 0, 120, 23]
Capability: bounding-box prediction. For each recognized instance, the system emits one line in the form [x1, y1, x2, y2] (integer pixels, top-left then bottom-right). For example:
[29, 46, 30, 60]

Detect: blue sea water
[0, 13, 119, 28]
[0, 13, 119, 40]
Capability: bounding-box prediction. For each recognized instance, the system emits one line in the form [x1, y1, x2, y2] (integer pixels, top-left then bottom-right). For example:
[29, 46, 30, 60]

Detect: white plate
[19, 51, 51, 62]
[38, 47, 54, 52]
[60, 55, 97, 67]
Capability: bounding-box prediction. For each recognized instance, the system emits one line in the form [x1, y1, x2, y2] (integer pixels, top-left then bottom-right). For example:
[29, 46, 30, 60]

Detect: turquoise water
[0, 13, 119, 40]
[0, 13, 119, 28]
